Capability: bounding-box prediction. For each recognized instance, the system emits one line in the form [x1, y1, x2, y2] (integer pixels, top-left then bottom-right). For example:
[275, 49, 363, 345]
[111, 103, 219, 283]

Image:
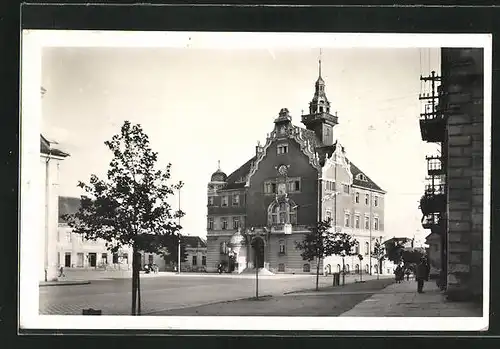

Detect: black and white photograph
[19, 31, 490, 331]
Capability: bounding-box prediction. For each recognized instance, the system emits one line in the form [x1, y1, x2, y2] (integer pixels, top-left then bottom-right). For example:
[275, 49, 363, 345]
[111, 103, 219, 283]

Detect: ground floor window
[345, 264, 350, 273]
[192, 255, 198, 266]
[278, 263, 285, 272]
[202, 256, 206, 266]
[337, 264, 341, 273]
[355, 264, 360, 273]
[122, 253, 129, 264]
[112, 253, 119, 264]
[365, 264, 369, 273]
[303, 264, 310, 272]
[101, 253, 107, 265]
[148, 254, 154, 265]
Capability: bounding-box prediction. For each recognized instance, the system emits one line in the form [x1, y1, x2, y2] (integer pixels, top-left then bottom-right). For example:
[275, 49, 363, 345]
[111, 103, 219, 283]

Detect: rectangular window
[277, 144, 289, 155]
[279, 240, 286, 254]
[192, 255, 197, 266]
[66, 232, 72, 243]
[355, 215, 360, 229]
[365, 194, 369, 205]
[294, 180, 300, 191]
[271, 183, 277, 193]
[279, 212, 286, 224]
[365, 216, 370, 230]
[344, 213, 350, 227]
[374, 196, 379, 207]
[148, 254, 154, 264]
[355, 192, 359, 203]
[374, 217, 379, 231]
[233, 217, 240, 229]
[202, 256, 206, 266]
[222, 218, 228, 230]
[232, 194, 240, 206]
[343, 184, 350, 194]
[222, 196, 228, 207]
[101, 253, 107, 265]
[207, 217, 214, 230]
[208, 196, 214, 206]
[112, 253, 118, 264]
[65, 252, 72, 267]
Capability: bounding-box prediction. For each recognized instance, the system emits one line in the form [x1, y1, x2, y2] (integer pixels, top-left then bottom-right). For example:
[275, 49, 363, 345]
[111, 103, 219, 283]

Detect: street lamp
[177, 187, 182, 274]
[340, 250, 346, 286]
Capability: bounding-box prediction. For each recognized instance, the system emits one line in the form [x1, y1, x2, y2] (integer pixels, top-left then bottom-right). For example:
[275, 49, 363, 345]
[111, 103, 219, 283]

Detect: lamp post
[177, 187, 181, 274]
[341, 251, 346, 286]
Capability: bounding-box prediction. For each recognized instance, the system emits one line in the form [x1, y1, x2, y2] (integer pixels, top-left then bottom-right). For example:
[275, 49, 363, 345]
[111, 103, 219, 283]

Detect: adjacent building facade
[206, 61, 388, 274]
[420, 48, 484, 301]
[40, 134, 69, 282]
[58, 196, 133, 270]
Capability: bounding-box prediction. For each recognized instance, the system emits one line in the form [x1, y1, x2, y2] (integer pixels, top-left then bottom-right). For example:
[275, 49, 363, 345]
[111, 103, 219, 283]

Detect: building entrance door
[64, 253, 71, 267]
[89, 253, 97, 268]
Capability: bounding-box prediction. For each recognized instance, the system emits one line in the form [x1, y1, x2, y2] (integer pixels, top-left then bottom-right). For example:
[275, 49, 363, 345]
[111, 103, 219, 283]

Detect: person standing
[416, 258, 429, 293]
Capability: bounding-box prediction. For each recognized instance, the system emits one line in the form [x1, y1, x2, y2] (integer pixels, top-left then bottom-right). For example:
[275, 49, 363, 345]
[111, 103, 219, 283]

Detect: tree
[62, 121, 184, 315]
[384, 238, 411, 265]
[295, 218, 358, 291]
[371, 240, 386, 279]
[159, 234, 188, 269]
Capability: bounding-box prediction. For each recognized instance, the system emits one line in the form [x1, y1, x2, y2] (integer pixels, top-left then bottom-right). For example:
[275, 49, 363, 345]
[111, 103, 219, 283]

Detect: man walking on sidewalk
[416, 257, 429, 293]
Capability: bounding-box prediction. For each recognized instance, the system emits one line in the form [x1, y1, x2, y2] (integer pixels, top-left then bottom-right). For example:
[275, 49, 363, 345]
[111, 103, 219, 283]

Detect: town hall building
[206, 59, 387, 275]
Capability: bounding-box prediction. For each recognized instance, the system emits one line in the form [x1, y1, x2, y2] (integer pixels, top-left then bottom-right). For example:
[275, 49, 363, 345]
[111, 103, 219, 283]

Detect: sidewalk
[340, 279, 483, 317]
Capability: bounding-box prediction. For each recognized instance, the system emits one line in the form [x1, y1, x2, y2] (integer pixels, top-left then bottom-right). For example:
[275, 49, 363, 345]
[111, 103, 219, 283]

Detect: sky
[41, 45, 440, 245]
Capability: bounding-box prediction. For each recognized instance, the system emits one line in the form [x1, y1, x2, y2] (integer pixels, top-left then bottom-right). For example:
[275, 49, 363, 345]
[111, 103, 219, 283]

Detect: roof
[59, 196, 81, 223]
[349, 161, 385, 193]
[183, 236, 207, 249]
[220, 125, 384, 193]
[40, 134, 70, 158]
[224, 156, 256, 190]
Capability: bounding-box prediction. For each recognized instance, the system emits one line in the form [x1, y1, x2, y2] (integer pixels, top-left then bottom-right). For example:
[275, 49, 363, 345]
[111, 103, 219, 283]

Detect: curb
[39, 280, 91, 287]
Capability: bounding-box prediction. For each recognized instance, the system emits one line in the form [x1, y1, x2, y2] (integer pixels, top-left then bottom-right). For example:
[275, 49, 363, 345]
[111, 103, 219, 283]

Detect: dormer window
[356, 173, 368, 181]
[277, 143, 289, 155]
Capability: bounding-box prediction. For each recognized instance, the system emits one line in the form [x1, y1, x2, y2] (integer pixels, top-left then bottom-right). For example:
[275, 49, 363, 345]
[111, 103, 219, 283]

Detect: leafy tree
[384, 237, 411, 265]
[295, 218, 358, 291]
[159, 234, 188, 269]
[62, 121, 184, 315]
[371, 240, 386, 279]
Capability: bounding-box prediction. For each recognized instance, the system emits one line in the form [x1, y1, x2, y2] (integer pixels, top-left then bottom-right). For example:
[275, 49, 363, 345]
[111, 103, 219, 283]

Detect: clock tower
[301, 53, 338, 146]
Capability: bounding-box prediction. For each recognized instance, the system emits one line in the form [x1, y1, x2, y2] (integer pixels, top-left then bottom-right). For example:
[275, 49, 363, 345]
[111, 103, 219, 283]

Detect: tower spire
[319, 48, 322, 78]
[217, 160, 220, 171]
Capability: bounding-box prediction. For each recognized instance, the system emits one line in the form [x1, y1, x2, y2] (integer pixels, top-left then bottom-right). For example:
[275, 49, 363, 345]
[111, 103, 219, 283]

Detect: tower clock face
[278, 164, 288, 176]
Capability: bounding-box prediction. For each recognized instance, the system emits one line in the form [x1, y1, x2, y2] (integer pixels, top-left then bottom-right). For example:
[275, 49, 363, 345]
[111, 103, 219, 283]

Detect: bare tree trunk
[131, 247, 137, 315]
[315, 257, 320, 291]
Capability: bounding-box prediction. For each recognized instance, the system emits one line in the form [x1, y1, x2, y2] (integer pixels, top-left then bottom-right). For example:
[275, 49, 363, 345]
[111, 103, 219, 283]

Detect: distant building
[58, 196, 133, 270]
[142, 236, 207, 272]
[419, 48, 484, 301]
[206, 59, 388, 275]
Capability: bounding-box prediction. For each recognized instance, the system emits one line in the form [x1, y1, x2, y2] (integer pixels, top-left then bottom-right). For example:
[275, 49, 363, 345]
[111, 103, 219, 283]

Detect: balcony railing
[422, 212, 443, 230]
[420, 182, 446, 215]
[426, 155, 444, 176]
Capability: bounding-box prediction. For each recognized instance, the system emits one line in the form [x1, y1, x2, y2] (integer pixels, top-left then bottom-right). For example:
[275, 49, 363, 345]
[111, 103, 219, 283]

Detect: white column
[45, 159, 60, 281]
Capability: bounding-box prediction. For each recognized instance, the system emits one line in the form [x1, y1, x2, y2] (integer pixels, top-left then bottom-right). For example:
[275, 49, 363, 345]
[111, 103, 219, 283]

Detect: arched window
[303, 264, 311, 272]
[268, 200, 297, 225]
[337, 264, 341, 273]
[220, 241, 228, 255]
[345, 264, 350, 273]
[365, 264, 370, 273]
[355, 264, 360, 273]
[365, 242, 370, 255]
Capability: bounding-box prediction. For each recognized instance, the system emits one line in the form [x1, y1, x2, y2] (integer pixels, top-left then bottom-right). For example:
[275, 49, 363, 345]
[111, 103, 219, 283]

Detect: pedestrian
[416, 257, 429, 293]
[58, 265, 65, 278]
[394, 265, 402, 283]
[405, 268, 410, 281]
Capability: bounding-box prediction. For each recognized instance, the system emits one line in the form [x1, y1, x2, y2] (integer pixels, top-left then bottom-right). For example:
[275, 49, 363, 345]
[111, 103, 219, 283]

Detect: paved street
[152, 277, 396, 316]
[39, 272, 387, 315]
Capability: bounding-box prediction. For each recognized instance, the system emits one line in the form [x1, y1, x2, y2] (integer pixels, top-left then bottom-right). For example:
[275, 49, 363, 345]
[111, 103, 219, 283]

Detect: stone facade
[420, 48, 484, 301]
[206, 61, 387, 275]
